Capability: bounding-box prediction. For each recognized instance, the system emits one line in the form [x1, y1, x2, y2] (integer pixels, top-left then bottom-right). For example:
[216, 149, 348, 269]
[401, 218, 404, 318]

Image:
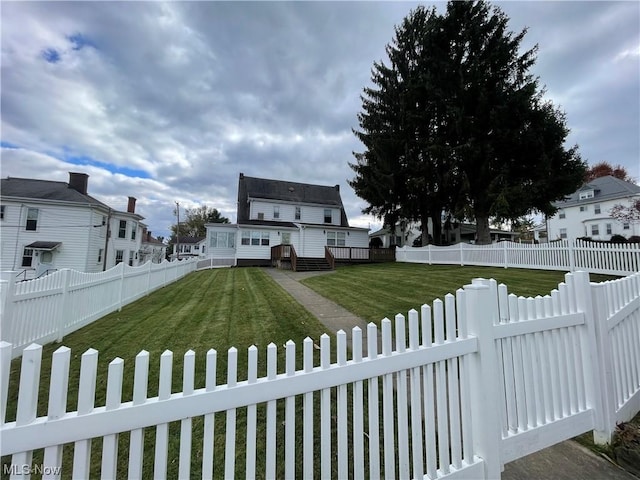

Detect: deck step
[294, 257, 332, 272]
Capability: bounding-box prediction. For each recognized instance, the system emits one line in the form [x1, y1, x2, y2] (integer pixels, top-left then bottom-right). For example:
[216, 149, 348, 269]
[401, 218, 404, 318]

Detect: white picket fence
[396, 239, 640, 276]
[0, 259, 197, 359]
[1, 271, 638, 479]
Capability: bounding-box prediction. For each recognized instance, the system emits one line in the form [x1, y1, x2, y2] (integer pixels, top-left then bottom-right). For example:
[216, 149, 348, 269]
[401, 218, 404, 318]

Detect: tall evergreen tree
[351, 1, 586, 245]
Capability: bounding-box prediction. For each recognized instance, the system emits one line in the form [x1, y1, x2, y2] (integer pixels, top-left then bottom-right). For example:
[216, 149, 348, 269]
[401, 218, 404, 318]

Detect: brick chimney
[335, 184, 340, 191]
[68, 172, 89, 195]
[127, 196, 136, 213]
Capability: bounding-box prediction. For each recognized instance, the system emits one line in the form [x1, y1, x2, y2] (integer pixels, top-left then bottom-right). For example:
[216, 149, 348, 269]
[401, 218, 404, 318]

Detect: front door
[282, 232, 291, 244]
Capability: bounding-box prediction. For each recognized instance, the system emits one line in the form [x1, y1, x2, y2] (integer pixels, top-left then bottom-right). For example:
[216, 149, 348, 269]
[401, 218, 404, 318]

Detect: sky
[2, 1, 639, 240]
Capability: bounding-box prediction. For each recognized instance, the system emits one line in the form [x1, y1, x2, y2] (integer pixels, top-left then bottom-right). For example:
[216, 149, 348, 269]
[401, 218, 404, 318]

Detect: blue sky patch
[65, 154, 151, 179]
[1, 141, 20, 149]
[41, 48, 61, 63]
[67, 33, 95, 51]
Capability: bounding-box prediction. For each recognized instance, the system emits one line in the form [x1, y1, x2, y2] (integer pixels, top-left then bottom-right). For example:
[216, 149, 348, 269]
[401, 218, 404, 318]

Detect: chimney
[68, 172, 89, 195]
[239, 172, 244, 179]
[147, 230, 152, 241]
[335, 184, 340, 191]
[127, 196, 136, 213]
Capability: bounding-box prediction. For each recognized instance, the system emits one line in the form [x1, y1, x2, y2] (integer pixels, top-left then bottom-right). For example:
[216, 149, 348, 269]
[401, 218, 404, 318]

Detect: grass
[1, 264, 623, 478]
[301, 263, 618, 325]
[2, 268, 332, 479]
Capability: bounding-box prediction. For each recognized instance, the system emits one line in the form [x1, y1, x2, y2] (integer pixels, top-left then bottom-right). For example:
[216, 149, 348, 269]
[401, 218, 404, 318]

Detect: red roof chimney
[127, 196, 136, 213]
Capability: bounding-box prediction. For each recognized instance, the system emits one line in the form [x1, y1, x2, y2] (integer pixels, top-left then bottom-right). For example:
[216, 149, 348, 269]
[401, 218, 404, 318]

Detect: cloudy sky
[2, 1, 639, 239]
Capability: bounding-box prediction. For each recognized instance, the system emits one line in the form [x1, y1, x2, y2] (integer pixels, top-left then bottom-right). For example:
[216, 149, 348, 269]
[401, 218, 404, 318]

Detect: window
[623, 222, 630, 230]
[0, 205, 5, 220]
[241, 231, 250, 245]
[558, 210, 565, 219]
[606, 224, 612, 235]
[98, 249, 103, 263]
[282, 232, 291, 244]
[210, 232, 236, 248]
[295, 206, 301, 220]
[129, 251, 135, 266]
[257, 212, 264, 220]
[22, 248, 34, 267]
[251, 231, 261, 246]
[579, 190, 594, 200]
[102, 216, 106, 226]
[559, 228, 567, 239]
[118, 220, 127, 238]
[261, 232, 270, 246]
[131, 223, 137, 240]
[324, 209, 332, 223]
[591, 224, 599, 236]
[115, 250, 124, 264]
[273, 206, 280, 219]
[194, 245, 199, 251]
[594, 204, 601, 214]
[327, 231, 346, 246]
[579, 206, 587, 212]
[26, 208, 38, 231]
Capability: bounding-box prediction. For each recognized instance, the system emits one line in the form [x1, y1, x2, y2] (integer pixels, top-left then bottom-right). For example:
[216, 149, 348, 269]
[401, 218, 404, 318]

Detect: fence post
[460, 243, 464, 266]
[428, 244, 432, 265]
[464, 278, 502, 478]
[568, 240, 576, 272]
[118, 263, 126, 312]
[583, 278, 616, 444]
[0, 271, 18, 345]
[503, 241, 508, 269]
[146, 261, 152, 296]
[56, 269, 72, 342]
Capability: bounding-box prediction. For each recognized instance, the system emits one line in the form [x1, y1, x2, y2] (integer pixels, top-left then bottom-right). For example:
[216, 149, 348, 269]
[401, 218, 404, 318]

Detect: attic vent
[288, 187, 295, 192]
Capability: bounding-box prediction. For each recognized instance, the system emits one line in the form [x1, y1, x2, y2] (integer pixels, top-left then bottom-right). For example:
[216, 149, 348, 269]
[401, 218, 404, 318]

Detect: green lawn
[301, 263, 618, 325]
[2, 268, 331, 479]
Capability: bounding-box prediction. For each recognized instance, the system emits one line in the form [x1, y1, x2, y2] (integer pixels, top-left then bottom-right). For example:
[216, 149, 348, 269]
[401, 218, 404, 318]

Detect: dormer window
[324, 209, 332, 223]
[257, 212, 264, 220]
[295, 206, 301, 220]
[579, 190, 594, 200]
[273, 206, 280, 219]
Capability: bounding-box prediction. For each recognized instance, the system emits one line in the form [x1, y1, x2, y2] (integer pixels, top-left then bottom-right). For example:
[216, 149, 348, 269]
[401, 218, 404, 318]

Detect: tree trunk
[421, 212, 430, 246]
[475, 214, 492, 245]
[431, 213, 443, 246]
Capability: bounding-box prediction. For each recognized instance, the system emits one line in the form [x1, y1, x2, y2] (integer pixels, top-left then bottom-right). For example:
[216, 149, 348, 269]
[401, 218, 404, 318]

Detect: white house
[139, 229, 167, 264]
[170, 236, 207, 260]
[370, 219, 517, 247]
[0, 173, 145, 280]
[546, 175, 640, 241]
[206, 173, 370, 268]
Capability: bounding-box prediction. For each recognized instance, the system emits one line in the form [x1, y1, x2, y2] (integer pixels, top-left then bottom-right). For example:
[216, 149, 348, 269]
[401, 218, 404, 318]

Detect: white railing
[196, 257, 236, 270]
[0, 259, 198, 359]
[1, 271, 638, 479]
[396, 239, 640, 276]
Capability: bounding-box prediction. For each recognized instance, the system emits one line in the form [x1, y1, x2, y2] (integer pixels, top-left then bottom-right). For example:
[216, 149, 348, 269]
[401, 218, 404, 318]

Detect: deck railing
[327, 246, 396, 263]
[271, 244, 297, 271]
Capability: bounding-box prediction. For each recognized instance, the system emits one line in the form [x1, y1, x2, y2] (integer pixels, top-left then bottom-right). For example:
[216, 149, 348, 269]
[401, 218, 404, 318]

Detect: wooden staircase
[294, 257, 332, 272]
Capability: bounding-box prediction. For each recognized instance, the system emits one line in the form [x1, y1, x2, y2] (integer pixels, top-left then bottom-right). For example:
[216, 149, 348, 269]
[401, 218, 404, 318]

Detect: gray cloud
[2, 1, 638, 238]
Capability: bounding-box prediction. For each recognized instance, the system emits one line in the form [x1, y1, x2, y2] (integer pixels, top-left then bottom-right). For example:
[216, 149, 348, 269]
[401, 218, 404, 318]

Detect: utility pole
[175, 201, 181, 261]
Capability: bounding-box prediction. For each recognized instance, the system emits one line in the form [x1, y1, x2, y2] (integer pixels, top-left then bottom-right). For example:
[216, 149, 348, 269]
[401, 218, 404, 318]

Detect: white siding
[107, 215, 143, 268]
[548, 196, 640, 241]
[0, 200, 103, 279]
[250, 200, 341, 226]
[207, 226, 237, 260]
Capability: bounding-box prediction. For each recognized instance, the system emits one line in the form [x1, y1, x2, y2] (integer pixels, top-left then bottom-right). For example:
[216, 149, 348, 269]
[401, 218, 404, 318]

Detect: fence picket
[100, 357, 123, 480]
[128, 350, 149, 480]
[265, 344, 277, 480]
[394, 314, 410, 480]
[1, 341, 12, 425]
[224, 347, 238, 479]
[381, 318, 395, 480]
[246, 346, 258, 479]
[179, 350, 196, 479]
[303, 338, 314, 480]
[202, 349, 217, 479]
[366, 323, 381, 480]
[408, 309, 424, 479]
[351, 327, 365, 480]
[320, 334, 331, 480]
[154, 350, 173, 479]
[434, 299, 450, 474]
[421, 304, 438, 480]
[285, 340, 297, 480]
[72, 348, 98, 480]
[445, 295, 462, 470]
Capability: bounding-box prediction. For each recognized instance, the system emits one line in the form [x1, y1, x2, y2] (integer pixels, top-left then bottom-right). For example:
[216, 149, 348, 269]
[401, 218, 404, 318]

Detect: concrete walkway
[265, 267, 635, 480]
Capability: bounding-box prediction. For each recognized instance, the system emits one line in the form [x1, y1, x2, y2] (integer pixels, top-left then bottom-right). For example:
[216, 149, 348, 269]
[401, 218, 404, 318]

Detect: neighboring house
[170, 236, 206, 260]
[139, 229, 167, 264]
[0, 173, 145, 280]
[206, 173, 369, 266]
[547, 175, 640, 241]
[370, 220, 517, 247]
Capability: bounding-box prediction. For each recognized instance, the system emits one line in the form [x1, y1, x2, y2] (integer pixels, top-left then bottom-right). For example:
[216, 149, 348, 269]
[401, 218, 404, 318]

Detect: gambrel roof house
[1, 173, 145, 280]
[206, 173, 369, 268]
[170, 236, 207, 260]
[547, 175, 640, 241]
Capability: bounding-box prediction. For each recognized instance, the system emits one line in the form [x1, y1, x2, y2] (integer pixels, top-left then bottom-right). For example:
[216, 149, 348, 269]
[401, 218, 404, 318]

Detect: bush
[610, 234, 627, 244]
[369, 237, 383, 248]
[627, 235, 640, 244]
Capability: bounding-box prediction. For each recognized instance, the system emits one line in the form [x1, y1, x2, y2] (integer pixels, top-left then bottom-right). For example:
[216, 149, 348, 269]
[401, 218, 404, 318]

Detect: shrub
[369, 237, 383, 248]
[627, 235, 640, 244]
[610, 234, 627, 244]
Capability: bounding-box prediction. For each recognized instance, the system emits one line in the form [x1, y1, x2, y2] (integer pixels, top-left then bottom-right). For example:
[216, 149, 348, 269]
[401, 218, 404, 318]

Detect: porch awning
[25, 241, 62, 251]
